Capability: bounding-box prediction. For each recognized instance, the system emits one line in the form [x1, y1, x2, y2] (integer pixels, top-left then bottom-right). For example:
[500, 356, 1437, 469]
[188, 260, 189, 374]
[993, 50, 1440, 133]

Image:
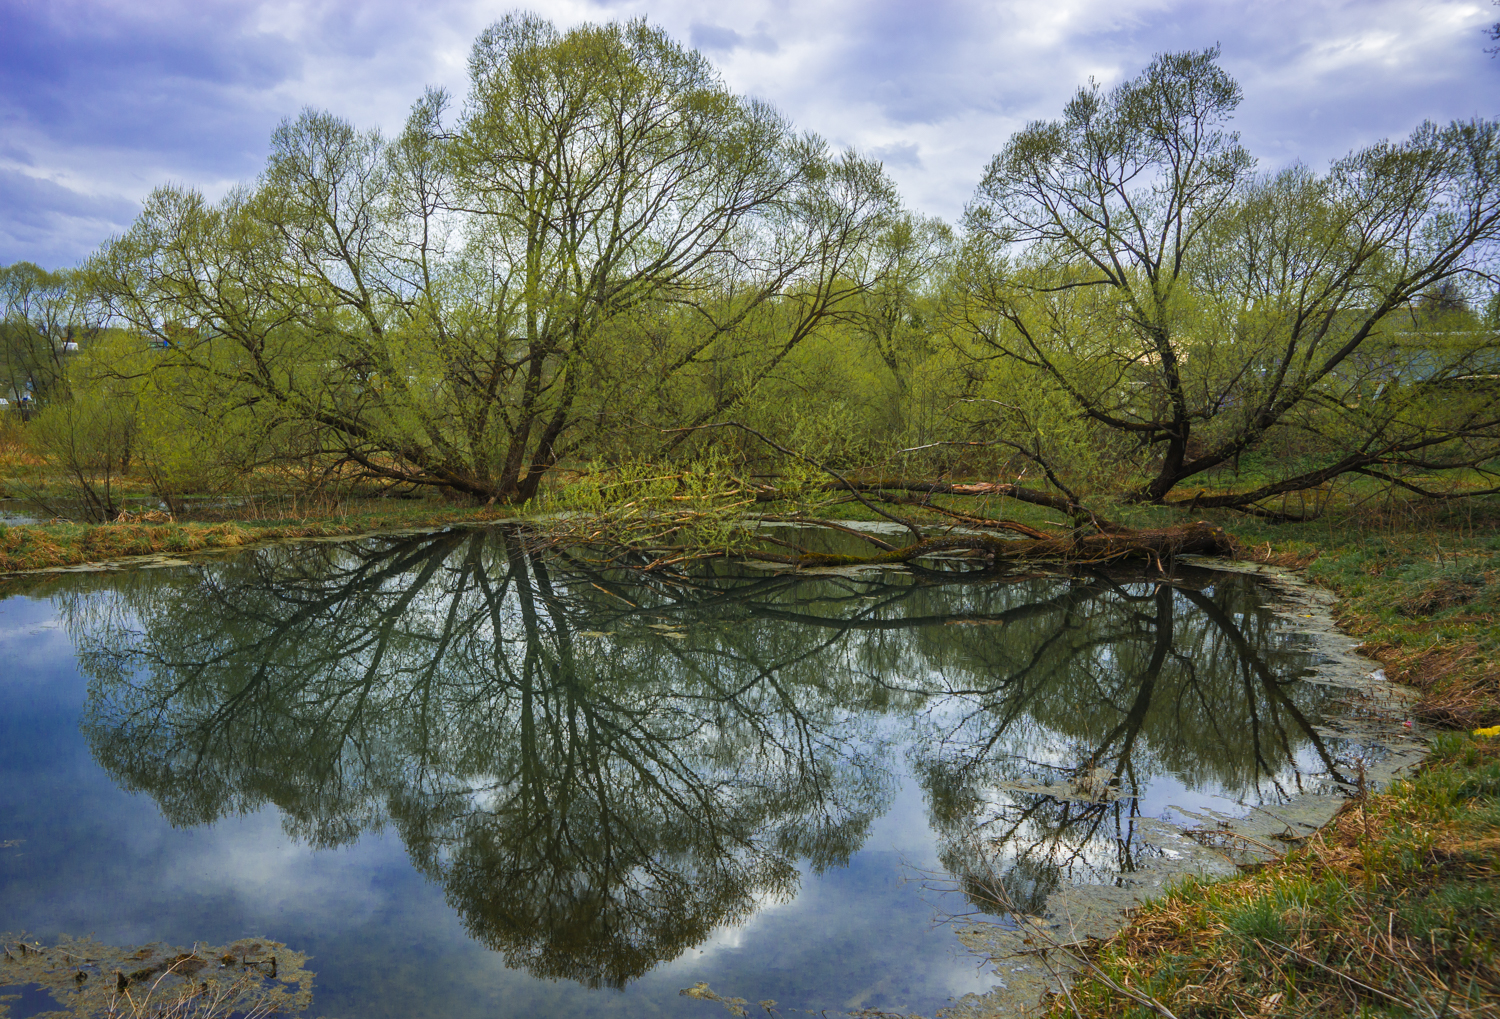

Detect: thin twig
[1261, 940, 1428, 1016]
[1031, 938, 1086, 1019]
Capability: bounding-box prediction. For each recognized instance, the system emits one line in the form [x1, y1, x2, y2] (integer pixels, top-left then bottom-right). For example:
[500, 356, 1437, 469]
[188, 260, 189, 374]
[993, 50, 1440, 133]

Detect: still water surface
[0, 529, 1346, 1016]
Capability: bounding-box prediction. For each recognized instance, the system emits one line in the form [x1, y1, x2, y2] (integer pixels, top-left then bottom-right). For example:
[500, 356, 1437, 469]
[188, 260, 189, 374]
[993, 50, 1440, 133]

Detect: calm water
[0, 528, 1345, 1017]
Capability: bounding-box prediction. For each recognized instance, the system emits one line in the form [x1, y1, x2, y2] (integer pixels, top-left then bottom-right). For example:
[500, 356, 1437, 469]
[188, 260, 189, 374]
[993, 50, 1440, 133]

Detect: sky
[1, 0, 1497, 268]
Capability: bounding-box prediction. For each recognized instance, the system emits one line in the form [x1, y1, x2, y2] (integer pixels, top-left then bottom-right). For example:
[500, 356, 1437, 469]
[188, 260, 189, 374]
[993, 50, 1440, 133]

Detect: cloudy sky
[2, 0, 1497, 268]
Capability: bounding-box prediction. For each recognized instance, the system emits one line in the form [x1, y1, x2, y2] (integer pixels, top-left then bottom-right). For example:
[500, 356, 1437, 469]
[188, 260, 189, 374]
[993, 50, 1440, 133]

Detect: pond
[0, 527, 1394, 1017]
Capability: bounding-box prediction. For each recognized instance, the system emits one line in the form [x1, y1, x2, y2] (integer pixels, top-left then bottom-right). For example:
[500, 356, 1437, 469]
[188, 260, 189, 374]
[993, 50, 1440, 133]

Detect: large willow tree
[955, 48, 1500, 510]
[90, 15, 898, 503]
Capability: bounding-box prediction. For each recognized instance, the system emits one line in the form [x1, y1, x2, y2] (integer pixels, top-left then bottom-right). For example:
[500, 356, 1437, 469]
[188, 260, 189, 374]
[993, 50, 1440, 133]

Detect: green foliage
[0, 261, 95, 404]
[86, 14, 900, 506]
[12, 38, 1499, 526]
[539, 454, 766, 555]
[955, 46, 1500, 508]
[27, 380, 135, 522]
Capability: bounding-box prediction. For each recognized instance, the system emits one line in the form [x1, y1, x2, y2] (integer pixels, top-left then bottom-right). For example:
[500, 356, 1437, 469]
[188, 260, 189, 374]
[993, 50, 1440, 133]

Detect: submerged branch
[851, 491, 1056, 539]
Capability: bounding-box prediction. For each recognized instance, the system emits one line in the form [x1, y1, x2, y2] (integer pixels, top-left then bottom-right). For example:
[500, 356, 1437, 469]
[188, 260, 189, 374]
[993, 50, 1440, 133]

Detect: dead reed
[1035, 733, 1500, 1019]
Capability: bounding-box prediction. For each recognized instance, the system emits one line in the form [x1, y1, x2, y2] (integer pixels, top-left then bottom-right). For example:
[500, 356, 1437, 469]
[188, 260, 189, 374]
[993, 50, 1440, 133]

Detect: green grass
[1044, 734, 1500, 1019]
[0, 500, 521, 575]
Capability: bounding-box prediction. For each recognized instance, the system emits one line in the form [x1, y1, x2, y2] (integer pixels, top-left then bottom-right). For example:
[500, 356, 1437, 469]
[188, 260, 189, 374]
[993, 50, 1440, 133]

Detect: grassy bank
[0, 501, 518, 574]
[1041, 732, 1498, 1018]
[1027, 505, 1500, 1019]
[1228, 507, 1500, 730]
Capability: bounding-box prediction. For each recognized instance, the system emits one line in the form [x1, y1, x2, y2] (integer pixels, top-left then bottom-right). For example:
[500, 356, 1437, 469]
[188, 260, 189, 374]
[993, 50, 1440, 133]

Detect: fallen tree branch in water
[559, 430, 1224, 567]
[663, 422, 926, 541]
[750, 478, 1104, 518]
[838, 492, 1056, 539]
[667, 420, 1125, 535]
[742, 522, 1234, 568]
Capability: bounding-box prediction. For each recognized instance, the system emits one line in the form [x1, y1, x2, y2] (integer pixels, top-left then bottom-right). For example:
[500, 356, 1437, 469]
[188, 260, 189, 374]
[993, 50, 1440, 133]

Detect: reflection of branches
[912, 573, 1332, 914]
[73, 532, 898, 988]
[61, 533, 1335, 990]
[1176, 587, 1346, 785]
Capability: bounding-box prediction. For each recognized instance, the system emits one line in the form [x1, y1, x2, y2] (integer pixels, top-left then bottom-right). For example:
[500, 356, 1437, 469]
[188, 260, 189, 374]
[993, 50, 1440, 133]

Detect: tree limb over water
[738, 522, 1233, 569]
[553, 421, 1234, 569]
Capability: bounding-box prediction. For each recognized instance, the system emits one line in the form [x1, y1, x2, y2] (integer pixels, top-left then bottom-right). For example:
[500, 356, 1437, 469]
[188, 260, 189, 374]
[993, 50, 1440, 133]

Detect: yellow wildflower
[1475, 725, 1500, 738]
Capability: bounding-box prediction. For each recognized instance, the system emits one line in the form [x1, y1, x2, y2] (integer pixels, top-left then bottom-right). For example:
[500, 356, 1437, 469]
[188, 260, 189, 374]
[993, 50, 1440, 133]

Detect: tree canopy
[85, 14, 899, 503]
[0, 260, 91, 404]
[954, 47, 1500, 509]
[4, 32, 1498, 521]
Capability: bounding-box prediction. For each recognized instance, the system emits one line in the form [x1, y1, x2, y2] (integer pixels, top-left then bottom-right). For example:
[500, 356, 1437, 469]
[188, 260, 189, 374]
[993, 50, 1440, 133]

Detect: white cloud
[1, 0, 1495, 265]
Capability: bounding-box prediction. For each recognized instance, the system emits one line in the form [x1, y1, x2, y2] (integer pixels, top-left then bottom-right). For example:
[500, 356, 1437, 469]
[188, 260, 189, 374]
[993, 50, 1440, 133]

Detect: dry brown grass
[1036, 734, 1500, 1019]
[1231, 539, 1323, 569]
[0, 503, 519, 575]
[0, 933, 312, 1018]
[1351, 638, 1500, 729]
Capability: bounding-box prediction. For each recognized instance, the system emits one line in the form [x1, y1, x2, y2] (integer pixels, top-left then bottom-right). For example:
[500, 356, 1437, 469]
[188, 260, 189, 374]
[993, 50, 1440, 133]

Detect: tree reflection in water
[56, 529, 1334, 988]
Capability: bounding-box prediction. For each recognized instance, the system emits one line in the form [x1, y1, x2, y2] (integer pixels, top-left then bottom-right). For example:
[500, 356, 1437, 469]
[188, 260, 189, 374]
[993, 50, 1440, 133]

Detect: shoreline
[0, 507, 518, 577]
[0, 509, 1493, 1017]
[946, 563, 1427, 1016]
[988, 533, 1500, 1019]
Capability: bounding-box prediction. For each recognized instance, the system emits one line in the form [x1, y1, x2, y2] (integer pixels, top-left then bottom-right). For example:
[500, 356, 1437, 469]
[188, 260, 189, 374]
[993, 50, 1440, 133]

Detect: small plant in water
[0, 934, 312, 1018]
